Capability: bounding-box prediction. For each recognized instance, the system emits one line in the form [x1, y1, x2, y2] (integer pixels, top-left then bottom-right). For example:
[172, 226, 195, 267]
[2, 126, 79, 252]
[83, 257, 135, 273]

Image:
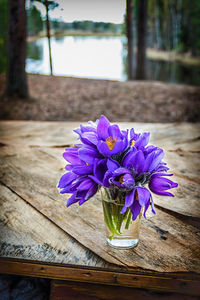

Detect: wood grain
[0, 183, 109, 268]
[0, 121, 200, 273]
[50, 280, 200, 300]
[1, 258, 200, 296]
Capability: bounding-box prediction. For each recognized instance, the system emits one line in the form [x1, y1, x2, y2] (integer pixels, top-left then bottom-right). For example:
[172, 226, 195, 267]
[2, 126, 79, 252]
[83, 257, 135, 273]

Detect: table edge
[1, 257, 200, 296]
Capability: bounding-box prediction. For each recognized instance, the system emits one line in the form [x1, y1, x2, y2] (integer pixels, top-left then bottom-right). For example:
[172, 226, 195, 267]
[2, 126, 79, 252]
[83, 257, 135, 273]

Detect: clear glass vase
[101, 187, 142, 249]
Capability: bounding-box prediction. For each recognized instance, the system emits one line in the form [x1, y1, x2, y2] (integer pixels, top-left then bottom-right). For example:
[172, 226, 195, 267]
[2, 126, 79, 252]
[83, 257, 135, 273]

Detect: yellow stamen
[131, 140, 135, 146]
[119, 175, 124, 184]
[105, 136, 117, 151]
[86, 162, 89, 166]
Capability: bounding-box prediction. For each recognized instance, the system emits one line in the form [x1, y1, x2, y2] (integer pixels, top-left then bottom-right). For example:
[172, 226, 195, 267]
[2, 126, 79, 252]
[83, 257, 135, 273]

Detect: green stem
[116, 205, 123, 233]
[125, 209, 132, 230]
[102, 200, 120, 239]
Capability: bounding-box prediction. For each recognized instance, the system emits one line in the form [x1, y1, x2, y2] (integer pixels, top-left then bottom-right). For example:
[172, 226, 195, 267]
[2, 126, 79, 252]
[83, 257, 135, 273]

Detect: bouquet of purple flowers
[58, 116, 178, 240]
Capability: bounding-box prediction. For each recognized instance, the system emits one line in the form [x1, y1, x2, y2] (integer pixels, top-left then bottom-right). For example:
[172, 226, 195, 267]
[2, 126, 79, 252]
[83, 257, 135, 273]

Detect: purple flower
[96, 115, 128, 156]
[122, 149, 145, 175]
[78, 145, 102, 165]
[59, 173, 98, 207]
[111, 167, 135, 189]
[149, 174, 178, 197]
[89, 158, 119, 187]
[121, 186, 155, 220]
[58, 115, 178, 222]
[130, 128, 150, 149]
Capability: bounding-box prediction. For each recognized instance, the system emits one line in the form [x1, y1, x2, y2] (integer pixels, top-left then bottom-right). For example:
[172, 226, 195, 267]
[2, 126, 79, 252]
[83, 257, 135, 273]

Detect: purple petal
[143, 199, 150, 218]
[122, 174, 135, 188]
[78, 197, 87, 205]
[80, 124, 97, 133]
[149, 176, 178, 196]
[73, 128, 81, 136]
[97, 115, 110, 140]
[122, 147, 137, 167]
[72, 164, 93, 175]
[107, 158, 120, 171]
[79, 198, 87, 205]
[89, 175, 103, 185]
[130, 128, 140, 141]
[60, 186, 73, 194]
[133, 151, 145, 174]
[63, 148, 81, 165]
[58, 172, 77, 188]
[151, 172, 173, 178]
[130, 198, 142, 220]
[150, 194, 156, 215]
[66, 194, 79, 207]
[152, 190, 175, 197]
[81, 132, 98, 146]
[113, 167, 131, 176]
[76, 190, 87, 199]
[65, 164, 74, 171]
[78, 146, 101, 164]
[120, 204, 127, 214]
[134, 132, 150, 148]
[94, 158, 108, 184]
[102, 171, 113, 187]
[97, 139, 125, 156]
[77, 178, 93, 191]
[155, 163, 169, 172]
[143, 149, 164, 173]
[85, 183, 98, 200]
[124, 150, 145, 173]
[125, 190, 135, 207]
[144, 145, 157, 155]
[108, 124, 122, 138]
[136, 187, 151, 207]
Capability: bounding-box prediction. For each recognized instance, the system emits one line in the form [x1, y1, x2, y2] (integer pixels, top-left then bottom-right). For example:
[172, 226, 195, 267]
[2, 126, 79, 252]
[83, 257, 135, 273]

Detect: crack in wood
[173, 172, 200, 184]
[168, 149, 200, 154]
[30, 144, 72, 148]
[0, 180, 120, 267]
[154, 204, 200, 229]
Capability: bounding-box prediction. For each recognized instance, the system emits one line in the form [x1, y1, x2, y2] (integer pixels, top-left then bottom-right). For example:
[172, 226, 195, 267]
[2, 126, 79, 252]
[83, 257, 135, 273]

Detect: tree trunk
[136, 0, 147, 80]
[6, 0, 28, 98]
[44, 0, 53, 75]
[126, 0, 134, 80]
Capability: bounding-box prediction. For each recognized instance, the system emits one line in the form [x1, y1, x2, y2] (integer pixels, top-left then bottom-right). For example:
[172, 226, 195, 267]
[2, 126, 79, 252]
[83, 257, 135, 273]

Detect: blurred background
[0, 0, 200, 122]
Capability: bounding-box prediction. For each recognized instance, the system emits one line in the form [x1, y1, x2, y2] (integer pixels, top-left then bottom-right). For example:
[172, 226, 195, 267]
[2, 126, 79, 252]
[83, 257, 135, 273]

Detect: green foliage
[27, 6, 43, 36]
[50, 20, 122, 34]
[141, 0, 200, 55]
[0, 0, 8, 73]
[178, 0, 200, 55]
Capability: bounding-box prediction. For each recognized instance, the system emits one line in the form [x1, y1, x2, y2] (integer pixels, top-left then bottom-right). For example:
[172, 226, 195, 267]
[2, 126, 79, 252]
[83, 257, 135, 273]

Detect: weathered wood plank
[0, 121, 199, 151]
[0, 121, 199, 219]
[0, 121, 200, 273]
[1, 258, 200, 296]
[50, 280, 200, 299]
[0, 147, 199, 272]
[0, 183, 108, 268]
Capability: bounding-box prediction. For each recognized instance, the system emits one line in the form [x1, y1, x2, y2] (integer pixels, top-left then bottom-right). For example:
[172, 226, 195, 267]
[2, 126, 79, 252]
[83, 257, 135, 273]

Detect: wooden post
[45, 0, 53, 75]
[6, 0, 28, 98]
[136, 0, 147, 80]
[126, 0, 134, 80]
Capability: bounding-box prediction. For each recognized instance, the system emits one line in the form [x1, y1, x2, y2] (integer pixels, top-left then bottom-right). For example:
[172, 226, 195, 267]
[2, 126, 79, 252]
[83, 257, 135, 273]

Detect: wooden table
[0, 121, 200, 299]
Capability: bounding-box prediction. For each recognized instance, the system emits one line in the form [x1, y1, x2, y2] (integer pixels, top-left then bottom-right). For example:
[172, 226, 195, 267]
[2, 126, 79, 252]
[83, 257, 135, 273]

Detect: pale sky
[34, 0, 126, 24]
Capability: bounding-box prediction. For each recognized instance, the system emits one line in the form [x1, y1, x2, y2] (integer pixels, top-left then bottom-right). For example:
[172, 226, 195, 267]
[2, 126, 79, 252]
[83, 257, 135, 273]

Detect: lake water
[26, 36, 200, 86]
